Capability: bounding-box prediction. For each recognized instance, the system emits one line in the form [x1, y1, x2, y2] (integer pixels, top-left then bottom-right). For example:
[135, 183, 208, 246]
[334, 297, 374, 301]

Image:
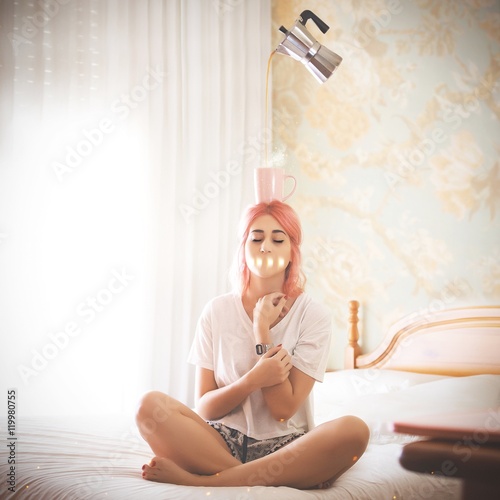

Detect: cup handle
[282, 175, 297, 202]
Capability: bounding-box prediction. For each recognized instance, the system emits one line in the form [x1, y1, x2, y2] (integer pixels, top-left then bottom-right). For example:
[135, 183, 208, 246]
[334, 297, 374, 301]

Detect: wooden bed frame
[345, 300, 500, 376]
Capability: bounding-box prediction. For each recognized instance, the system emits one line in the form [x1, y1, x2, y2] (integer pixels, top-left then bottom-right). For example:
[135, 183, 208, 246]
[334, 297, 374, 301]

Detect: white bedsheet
[6, 369, 496, 499]
[1, 415, 459, 500]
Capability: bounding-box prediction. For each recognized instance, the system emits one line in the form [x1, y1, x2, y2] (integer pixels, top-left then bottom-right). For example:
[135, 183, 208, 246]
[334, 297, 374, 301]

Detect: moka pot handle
[299, 10, 329, 34]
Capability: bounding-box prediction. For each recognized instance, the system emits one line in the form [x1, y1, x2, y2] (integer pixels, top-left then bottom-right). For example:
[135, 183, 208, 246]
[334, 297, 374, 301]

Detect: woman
[136, 201, 369, 489]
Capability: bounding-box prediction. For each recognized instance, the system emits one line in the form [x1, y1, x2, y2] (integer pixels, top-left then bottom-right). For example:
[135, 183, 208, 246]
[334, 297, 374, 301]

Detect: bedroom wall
[270, 0, 500, 368]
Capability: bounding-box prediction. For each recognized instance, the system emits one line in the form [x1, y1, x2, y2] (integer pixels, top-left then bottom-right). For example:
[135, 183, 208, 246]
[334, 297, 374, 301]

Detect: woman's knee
[136, 391, 179, 434]
[321, 415, 369, 456]
[337, 415, 370, 454]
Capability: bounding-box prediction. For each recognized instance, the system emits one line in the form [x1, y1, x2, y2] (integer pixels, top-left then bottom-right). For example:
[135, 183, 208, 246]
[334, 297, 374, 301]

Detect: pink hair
[232, 201, 305, 297]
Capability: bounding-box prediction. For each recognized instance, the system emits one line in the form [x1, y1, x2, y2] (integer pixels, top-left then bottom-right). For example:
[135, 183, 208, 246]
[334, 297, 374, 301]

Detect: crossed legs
[136, 390, 369, 489]
[135, 390, 241, 475]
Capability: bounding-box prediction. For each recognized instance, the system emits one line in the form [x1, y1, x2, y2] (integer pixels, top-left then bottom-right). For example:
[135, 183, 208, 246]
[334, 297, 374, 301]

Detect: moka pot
[275, 10, 342, 84]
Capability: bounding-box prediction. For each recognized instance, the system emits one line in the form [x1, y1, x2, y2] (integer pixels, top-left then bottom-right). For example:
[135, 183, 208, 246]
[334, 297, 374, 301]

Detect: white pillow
[314, 369, 446, 405]
[313, 370, 500, 443]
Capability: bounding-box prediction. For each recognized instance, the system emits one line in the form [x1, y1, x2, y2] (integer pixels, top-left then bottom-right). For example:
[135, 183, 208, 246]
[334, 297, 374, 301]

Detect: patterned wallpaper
[270, 0, 500, 368]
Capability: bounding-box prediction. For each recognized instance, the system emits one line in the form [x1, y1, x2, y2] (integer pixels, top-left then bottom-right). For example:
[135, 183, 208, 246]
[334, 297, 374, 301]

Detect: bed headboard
[345, 300, 500, 376]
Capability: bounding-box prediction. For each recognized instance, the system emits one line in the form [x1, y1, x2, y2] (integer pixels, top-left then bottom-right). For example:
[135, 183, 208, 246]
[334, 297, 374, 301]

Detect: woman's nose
[260, 241, 270, 253]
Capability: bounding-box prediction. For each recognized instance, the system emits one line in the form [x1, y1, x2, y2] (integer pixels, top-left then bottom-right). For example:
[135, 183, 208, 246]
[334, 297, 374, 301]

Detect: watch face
[256, 343, 273, 355]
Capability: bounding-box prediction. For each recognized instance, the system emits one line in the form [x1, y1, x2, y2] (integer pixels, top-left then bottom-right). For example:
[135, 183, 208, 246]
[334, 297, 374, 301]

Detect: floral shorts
[208, 422, 305, 463]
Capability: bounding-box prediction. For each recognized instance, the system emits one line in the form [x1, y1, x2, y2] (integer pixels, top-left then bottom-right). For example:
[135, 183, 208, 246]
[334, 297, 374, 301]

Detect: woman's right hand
[253, 292, 288, 332]
[250, 345, 292, 388]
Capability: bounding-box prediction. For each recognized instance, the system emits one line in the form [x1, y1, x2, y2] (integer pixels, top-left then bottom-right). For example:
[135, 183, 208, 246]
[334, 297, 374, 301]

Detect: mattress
[6, 369, 498, 499]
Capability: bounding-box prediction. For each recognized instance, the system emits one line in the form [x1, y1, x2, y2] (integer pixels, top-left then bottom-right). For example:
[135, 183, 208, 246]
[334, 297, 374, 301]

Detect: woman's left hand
[250, 345, 293, 388]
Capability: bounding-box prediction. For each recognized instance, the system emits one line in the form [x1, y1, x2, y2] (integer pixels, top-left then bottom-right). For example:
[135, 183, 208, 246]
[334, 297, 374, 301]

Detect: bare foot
[142, 457, 198, 485]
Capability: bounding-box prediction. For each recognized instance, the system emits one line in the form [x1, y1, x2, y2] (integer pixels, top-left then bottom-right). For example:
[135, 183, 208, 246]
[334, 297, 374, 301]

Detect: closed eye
[249, 229, 287, 244]
[251, 238, 284, 244]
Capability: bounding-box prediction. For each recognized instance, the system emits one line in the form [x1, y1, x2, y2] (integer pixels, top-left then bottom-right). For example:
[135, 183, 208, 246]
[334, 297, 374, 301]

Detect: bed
[3, 301, 500, 499]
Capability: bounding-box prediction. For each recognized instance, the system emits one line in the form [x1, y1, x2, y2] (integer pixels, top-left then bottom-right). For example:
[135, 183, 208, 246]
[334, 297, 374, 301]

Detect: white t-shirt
[187, 292, 332, 440]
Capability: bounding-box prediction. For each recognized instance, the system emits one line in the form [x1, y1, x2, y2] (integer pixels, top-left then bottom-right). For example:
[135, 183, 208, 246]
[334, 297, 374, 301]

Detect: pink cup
[254, 168, 297, 203]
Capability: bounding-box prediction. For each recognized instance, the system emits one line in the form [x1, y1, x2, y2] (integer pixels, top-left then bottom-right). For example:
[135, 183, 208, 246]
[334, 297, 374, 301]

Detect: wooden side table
[399, 438, 500, 499]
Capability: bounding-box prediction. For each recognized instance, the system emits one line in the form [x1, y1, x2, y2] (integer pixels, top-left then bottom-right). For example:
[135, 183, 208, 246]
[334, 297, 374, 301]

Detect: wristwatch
[255, 343, 274, 355]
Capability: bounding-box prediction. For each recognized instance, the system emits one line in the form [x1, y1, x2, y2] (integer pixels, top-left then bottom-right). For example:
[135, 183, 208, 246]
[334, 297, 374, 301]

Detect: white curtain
[0, 0, 271, 416]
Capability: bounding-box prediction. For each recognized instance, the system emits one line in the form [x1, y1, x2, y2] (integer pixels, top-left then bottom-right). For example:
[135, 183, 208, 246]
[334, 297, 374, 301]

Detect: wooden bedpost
[344, 300, 361, 369]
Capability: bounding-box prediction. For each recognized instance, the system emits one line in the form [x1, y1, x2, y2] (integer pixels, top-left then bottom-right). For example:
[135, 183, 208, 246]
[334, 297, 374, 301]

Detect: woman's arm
[261, 365, 315, 421]
[252, 293, 328, 421]
[194, 366, 255, 421]
[194, 346, 296, 421]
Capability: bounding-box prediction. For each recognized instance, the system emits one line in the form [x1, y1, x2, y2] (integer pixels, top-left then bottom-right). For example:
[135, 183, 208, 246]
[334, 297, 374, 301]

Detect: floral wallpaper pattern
[270, 0, 500, 367]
